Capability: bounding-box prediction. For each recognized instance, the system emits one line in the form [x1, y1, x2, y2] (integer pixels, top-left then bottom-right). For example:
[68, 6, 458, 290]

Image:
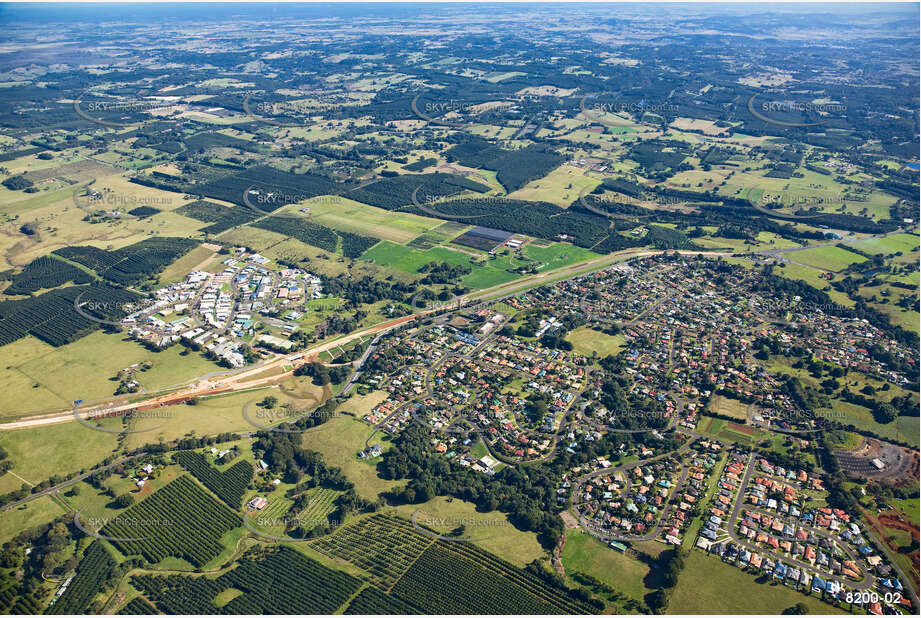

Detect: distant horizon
[1, 1, 918, 24]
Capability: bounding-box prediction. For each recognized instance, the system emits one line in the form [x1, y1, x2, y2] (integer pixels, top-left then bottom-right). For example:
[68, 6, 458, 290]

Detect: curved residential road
[569, 437, 697, 542]
[576, 464, 692, 543]
[575, 394, 685, 435]
[727, 454, 875, 592]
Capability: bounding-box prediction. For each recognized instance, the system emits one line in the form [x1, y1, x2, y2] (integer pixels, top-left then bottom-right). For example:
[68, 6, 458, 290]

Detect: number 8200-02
[844, 591, 901, 604]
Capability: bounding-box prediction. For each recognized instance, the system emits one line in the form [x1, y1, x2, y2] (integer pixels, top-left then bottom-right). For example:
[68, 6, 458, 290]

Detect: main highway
[3, 221, 903, 434]
[0, 246, 733, 432]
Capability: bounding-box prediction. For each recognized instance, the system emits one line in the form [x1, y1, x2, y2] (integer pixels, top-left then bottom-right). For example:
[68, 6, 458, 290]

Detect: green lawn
[360, 241, 446, 272]
[360, 241, 531, 290]
[708, 395, 749, 421]
[669, 551, 850, 614]
[818, 401, 920, 448]
[694, 416, 764, 446]
[565, 326, 626, 358]
[469, 440, 489, 459]
[891, 498, 920, 527]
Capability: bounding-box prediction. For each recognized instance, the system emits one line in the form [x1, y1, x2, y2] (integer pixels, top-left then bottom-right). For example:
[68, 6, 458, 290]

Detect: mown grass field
[292, 196, 443, 244]
[707, 395, 749, 421]
[360, 241, 526, 289]
[360, 240, 459, 272]
[565, 326, 626, 358]
[522, 242, 599, 270]
[361, 238, 600, 290]
[695, 416, 764, 446]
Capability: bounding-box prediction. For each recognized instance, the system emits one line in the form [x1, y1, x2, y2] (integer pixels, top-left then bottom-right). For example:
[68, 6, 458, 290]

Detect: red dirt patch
[728, 422, 756, 436]
[878, 514, 920, 541]
[897, 451, 920, 488]
[866, 508, 920, 573]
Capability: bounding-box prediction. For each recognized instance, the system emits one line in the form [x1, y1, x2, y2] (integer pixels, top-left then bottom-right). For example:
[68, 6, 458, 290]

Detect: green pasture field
[0, 331, 221, 418]
[764, 354, 915, 404]
[695, 415, 763, 446]
[847, 232, 919, 256]
[561, 531, 654, 602]
[360, 241, 534, 289]
[522, 242, 599, 270]
[0, 419, 120, 494]
[467, 124, 519, 140]
[787, 246, 867, 272]
[727, 259, 856, 309]
[867, 301, 920, 334]
[217, 225, 290, 252]
[392, 496, 544, 567]
[301, 412, 399, 501]
[158, 244, 217, 284]
[891, 498, 920, 527]
[289, 196, 442, 245]
[721, 166, 848, 203]
[0, 494, 67, 543]
[507, 163, 597, 207]
[0, 180, 195, 269]
[818, 401, 920, 448]
[360, 240, 447, 272]
[56, 464, 184, 525]
[121, 386, 330, 451]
